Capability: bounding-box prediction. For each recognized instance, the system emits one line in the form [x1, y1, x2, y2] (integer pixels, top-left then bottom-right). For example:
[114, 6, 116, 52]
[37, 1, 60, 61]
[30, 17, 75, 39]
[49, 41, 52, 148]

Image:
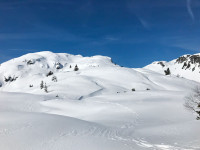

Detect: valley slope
[0, 51, 199, 150]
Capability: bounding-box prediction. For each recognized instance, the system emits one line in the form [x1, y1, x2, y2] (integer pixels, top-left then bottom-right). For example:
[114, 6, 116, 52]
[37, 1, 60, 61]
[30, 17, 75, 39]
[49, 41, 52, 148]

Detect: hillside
[144, 54, 200, 83]
[0, 51, 200, 150]
[0, 51, 198, 98]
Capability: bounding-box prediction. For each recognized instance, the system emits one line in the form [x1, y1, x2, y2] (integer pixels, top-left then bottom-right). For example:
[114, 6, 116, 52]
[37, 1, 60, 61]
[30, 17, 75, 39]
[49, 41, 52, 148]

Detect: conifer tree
[40, 81, 44, 89]
[44, 83, 48, 93]
[74, 64, 79, 71]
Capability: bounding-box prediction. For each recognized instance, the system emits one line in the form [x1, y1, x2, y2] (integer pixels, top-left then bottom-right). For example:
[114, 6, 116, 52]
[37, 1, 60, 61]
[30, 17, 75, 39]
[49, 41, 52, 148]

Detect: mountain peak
[144, 53, 200, 82]
[0, 51, 197, 98]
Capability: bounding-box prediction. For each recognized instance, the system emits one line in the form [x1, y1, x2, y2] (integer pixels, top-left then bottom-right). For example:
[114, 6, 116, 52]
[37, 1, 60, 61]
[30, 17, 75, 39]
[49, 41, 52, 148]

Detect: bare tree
[185, 86, 200, 120]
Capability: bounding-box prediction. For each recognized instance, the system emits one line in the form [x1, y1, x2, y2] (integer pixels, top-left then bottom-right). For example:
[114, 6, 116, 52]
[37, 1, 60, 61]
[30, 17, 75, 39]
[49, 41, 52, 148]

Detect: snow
[144, 53, 200, 83]
[0, 51, 200, 150]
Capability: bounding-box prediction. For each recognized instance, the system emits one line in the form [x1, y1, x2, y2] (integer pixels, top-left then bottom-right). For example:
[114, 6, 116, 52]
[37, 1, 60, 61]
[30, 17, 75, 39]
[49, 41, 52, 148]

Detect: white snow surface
[0, 51, 200, 150]
[144, 53, 200, 83]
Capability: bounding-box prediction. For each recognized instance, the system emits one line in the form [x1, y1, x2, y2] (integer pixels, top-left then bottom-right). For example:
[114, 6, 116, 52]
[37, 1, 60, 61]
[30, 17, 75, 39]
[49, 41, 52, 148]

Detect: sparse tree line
[24, 58, 80, 71]
[28, 64, 79, 94]
[4, 76, 18, 82]
[3, 62, 80, 85]
[40, 81, 48, 93]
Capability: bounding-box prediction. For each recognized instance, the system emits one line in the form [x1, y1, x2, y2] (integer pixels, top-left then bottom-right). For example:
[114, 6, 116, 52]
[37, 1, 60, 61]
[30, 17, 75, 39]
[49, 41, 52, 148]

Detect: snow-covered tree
[52, 76, 57, 82]
[164, 68, 171, 75]
[4, 76, 18, 82]
[46, 71, 53, 77]
[44, 83, 48, 93]
[74, 64, 79, 71]
[185, 86, 200, 120]
[40, 81, 44, 89]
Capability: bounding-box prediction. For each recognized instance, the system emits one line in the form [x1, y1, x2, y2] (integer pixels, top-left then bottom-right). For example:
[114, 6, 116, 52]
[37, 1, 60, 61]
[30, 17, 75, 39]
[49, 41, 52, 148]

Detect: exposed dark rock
[27, 59, 35, 65]
[176, 56, 189, 64]
[55, 62, 63, 69]
[189, 55, 200, 64]
[186, 63, 191, 69]
[157, 62, 165, 67]
[182, 62, 187, 69]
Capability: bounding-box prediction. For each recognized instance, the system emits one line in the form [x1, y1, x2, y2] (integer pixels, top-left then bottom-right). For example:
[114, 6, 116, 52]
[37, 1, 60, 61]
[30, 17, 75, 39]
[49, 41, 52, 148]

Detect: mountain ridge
[0, 51, 198, 100]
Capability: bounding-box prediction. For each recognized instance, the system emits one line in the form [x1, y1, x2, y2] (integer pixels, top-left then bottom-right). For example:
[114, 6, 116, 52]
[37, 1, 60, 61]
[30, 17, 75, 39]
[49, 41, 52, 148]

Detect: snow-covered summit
[0, 51, 198, 100]
[144, 53, 200, 82]
[1, 51, 200, 150]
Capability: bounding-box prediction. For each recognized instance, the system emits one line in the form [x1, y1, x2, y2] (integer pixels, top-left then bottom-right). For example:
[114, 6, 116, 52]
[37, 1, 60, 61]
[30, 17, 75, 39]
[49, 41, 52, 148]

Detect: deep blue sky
[0, 0, 200, 67]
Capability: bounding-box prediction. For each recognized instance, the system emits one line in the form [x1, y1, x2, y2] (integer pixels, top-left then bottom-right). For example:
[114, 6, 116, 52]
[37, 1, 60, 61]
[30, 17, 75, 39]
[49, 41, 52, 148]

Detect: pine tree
[44, 83, 48, 93]
[164, 68, 171, 75]
[74, 64, 79, 71]
[52, 76, 57, 82]
[40, 81, 44, 89]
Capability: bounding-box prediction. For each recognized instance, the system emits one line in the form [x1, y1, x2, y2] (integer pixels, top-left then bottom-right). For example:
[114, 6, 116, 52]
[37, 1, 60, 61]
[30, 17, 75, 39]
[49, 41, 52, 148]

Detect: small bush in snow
[132, 88, 135, 91]
[146, 88, 150, 90]
[29, 84, 33, 87]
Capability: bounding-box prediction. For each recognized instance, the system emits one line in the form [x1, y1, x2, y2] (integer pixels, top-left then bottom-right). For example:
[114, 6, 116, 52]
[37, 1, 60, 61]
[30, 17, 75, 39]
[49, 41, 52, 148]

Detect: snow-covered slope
[0, 51, 200, 150]
[144, 53, 200, 82]
[0, 51, 198, 98]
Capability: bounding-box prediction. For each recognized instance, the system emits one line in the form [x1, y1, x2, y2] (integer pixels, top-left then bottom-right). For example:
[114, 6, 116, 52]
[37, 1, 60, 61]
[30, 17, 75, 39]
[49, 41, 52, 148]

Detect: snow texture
[0, 51, 199, 150]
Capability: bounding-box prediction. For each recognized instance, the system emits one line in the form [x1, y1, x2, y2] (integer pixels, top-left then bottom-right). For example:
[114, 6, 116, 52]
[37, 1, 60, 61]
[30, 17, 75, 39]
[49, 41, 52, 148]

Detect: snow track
[0, 52, 200, 150]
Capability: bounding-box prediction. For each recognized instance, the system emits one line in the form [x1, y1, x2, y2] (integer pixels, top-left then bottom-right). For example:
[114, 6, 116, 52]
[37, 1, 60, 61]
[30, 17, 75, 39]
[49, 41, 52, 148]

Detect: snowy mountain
[145, 53, 200, 82]
[0, 51, 200, 150]
[0, 51, 198, 98]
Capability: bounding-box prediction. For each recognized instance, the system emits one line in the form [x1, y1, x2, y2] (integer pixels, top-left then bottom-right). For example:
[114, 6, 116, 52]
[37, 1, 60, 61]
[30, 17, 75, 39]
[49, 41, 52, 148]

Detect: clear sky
[0, 0, 200, 67]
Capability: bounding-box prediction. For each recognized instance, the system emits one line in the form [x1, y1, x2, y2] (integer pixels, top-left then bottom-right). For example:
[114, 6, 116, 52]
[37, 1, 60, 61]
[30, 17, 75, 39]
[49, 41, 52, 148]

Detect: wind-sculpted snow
[0, 51, 200, 150]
